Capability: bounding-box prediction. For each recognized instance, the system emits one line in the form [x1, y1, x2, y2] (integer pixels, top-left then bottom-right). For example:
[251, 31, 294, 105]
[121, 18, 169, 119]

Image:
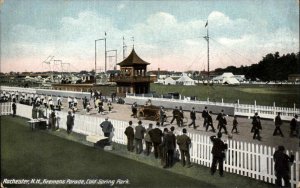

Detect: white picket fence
[1, 103, 298, 187]
[0, 102, 12, 116]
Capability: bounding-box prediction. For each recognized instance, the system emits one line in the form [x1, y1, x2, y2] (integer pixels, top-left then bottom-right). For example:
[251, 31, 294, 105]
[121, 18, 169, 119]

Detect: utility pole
[122, 36, 127, 60]
[105, 32, 107, 72]
[95, 32, 106, 84]
[106, 49, 117, 70]
[204, 20, 210, 82]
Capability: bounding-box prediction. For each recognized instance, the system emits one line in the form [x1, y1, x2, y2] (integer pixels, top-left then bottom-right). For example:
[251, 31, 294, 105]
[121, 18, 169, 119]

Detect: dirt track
[57, 97, 299, 151]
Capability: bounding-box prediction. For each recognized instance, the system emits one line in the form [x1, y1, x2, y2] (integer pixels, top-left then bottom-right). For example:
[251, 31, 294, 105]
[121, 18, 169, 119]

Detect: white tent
[163, 77, 176, 85]
[176, 75, 195, 85]
[212, 72, 240, 85]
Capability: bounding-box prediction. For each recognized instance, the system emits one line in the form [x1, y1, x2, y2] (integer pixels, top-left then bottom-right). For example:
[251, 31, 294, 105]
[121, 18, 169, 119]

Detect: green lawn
[150, 84, 300, 108]
[1, 116, 274, 188]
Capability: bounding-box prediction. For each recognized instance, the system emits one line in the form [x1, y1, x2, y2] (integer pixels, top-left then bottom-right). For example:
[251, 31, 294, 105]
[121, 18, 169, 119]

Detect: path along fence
[125, 94, 300, 121]
[1, 102, 299, 187]
[1, 86, 299, 121]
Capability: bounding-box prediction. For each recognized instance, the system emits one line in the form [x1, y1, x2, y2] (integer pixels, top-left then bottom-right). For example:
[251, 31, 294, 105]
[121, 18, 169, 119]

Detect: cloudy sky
[1, 0, 299, 73]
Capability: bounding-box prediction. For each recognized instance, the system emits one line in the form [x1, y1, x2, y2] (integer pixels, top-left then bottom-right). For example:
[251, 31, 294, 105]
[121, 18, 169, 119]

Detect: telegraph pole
[204, 20, 210, 82]
[105, 32, 107, 72]
[122, 36, 126, 60]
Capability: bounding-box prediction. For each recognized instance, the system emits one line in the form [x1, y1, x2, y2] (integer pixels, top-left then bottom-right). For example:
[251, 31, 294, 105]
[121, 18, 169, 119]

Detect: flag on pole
[105, 32, 107, 36]
[205, 20, 208, 27]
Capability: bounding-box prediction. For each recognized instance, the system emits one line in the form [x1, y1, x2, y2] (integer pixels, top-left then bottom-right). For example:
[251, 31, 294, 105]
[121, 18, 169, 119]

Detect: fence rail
[2, 103, 299, 188]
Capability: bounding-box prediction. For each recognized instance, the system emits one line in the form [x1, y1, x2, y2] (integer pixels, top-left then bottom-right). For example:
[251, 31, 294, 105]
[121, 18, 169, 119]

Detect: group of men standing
[124, 121, 192, 168]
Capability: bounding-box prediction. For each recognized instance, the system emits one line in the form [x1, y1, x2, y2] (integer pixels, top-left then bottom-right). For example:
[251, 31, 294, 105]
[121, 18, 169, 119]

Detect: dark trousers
[12, 109, 16, 117]
[189, 119, 196, 129]
[211, 156, 224, 176]
[251, 125, 255, 133]
[219, 125, 228, 134]
[67, 124, 73, 134]
[273, 126, 284, 137]
[180, 149, 191, 166]
[231, 126, 238, 133]
[275, 172, 290, 187]
[203, 117, 208, 127]
[135, 138, 143, 154]
[206, 123, 216, 132]
[68, 102, 72, 108]
[170, 116, 176, 124]
[153, 142, 161, 158]
[177, 117, 183, 127]
[166, 149, 174, 167]
[127, 138, 134, 152]
[145, 141, 152, 155]
[253, 129, 261, 140]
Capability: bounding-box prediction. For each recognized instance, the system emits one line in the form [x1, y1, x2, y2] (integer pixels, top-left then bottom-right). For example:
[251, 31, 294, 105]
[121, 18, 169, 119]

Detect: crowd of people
[2, 89, 298, 186]
[124, 120, 192, 168]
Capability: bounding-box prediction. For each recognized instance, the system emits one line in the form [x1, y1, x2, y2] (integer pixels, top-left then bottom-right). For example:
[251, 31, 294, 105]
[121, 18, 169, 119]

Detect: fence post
[237, 99, 239, 107]
[273, 102, 276, 116]
[180, 95, 182, 100]
[294, 103, 296, 115]
[222, 98, 224, 106]
[207, 97, 209, 103]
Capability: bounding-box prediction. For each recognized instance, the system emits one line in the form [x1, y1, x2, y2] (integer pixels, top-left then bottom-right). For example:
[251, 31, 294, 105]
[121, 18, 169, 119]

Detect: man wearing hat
[210, 132, 227, 177]
[124, 121, 134, 152]
[252, 112, 262, 141]
[290, 114, 298, 137]
[134, 120, 146, 154]
[188, 107, 196, 129]
[100, 117, 114, 144]
[206, 111, 216, 132]
[273, 112, 284, 137]
[176, 128, 192, 168]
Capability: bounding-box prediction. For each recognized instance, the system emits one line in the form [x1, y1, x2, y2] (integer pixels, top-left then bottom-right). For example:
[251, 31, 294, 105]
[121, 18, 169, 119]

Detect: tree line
[214, 52, 300, 81]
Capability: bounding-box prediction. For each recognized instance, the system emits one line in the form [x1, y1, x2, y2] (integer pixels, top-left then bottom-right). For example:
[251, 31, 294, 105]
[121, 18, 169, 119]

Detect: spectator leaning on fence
[66, 111, 75, 134]
[273, 145, 294, 187]
[210, 132, 227, 177]
[176, 128, 192, 168]
[100, 117, 114, 145]
[124, 121, 134, 152]
[12, 102, 16, 117]
[134, 120, 146, 154]
[149, 124, 163, 159]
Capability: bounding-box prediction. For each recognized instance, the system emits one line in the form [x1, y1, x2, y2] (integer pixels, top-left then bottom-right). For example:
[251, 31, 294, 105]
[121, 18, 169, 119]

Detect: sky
[0, 0, 299, 73]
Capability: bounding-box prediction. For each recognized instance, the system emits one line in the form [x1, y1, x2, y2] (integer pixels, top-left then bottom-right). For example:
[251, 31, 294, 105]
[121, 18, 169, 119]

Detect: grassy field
[150, 84, 300, 108]
[1, 116, 274, 188]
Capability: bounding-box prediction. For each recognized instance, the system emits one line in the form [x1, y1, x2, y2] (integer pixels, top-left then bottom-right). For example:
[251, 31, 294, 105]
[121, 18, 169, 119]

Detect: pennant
[205, 20, 208, 27]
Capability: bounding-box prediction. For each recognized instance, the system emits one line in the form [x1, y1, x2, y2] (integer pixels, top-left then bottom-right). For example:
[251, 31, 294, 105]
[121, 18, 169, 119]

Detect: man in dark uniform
[83, 96, 88, 110]
[188, 107, 197, 129]
[252, 112, 262, 141]
[273, 112, 284, 137]
[202, 106, 209, 127]
[176, 128, 192, 168]
[210, 132, 227, 177]
[124, 121, 134, 152]
[206, 111, 216, 132]
[170, 106, 179, 124]
[149, 124, 163, 159]
[290, 114, 298, 137]
[273, 145, 294, 187]
[216, 109, 225, 129]
[12, 102, 16, 117]
[177, 106, 184, 127]
[218, 114, 228, 134]
[134, 120, 146, 154]
[160, 106, 166, 126]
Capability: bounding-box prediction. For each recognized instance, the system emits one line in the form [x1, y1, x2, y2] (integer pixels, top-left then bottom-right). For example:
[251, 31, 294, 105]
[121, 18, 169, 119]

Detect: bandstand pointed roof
[117, 48, 150, 67]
